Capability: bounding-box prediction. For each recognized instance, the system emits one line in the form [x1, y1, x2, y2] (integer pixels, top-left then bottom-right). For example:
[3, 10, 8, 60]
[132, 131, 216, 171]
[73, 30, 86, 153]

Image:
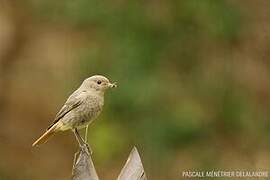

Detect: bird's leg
[84, 125, 89, 143]
[73, 128, 92, 154]
[73, 128, 85, 147]
[84, 125, 93, 154]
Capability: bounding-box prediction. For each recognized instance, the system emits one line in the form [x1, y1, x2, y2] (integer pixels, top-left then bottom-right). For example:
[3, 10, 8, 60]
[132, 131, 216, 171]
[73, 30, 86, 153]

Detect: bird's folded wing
[47, 91, 85, 130]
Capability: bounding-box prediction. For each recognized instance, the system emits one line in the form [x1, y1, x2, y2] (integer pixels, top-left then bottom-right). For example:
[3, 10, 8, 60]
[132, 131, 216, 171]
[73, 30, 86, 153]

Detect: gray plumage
[32, 75, 116, 147]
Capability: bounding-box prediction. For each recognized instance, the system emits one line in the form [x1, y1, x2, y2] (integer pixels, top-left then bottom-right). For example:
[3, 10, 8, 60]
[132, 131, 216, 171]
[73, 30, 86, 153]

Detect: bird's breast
[64, 94, 104, 129]
[84, 96, 103, 117]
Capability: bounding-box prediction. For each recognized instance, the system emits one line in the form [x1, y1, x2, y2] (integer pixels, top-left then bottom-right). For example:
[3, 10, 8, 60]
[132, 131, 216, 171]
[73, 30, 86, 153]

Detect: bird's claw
[80, 143, 93, 155]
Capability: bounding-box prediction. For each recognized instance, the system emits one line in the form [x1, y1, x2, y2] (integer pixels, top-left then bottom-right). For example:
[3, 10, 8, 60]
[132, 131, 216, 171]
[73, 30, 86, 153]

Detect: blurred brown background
[1, 0, 270, 179]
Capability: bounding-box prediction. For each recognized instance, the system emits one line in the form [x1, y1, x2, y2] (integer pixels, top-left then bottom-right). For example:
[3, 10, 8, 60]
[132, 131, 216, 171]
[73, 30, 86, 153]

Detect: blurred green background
[0, 0, 270, 179]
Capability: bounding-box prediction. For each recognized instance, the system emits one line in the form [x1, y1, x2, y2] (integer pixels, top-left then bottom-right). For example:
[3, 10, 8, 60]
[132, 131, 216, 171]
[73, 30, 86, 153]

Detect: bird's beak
[108, 82, 117, 88]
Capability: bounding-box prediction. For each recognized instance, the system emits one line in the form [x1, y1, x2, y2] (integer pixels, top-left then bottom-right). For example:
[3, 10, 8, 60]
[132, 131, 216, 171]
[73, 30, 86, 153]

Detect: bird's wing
[47, 91, 85, 130]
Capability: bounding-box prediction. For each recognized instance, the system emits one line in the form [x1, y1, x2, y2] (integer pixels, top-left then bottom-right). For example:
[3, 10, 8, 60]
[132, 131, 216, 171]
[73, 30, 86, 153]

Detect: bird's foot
[80, 143, 93, 155]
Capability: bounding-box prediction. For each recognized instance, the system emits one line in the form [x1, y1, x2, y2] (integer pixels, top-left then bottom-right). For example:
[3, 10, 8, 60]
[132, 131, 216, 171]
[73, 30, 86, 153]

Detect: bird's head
[81, 75, 117, 93]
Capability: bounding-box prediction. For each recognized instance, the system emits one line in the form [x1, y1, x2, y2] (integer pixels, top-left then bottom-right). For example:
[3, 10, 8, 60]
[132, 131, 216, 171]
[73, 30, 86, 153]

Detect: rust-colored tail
[32, 125, 57, 147]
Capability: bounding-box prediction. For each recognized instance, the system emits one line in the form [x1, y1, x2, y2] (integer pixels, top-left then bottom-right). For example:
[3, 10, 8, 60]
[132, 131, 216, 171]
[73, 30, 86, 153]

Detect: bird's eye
[97, 80, 102, 85]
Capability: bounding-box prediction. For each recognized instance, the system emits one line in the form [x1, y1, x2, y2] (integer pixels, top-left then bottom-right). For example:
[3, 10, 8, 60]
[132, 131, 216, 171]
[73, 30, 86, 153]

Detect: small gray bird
[32, 75, 116, 147]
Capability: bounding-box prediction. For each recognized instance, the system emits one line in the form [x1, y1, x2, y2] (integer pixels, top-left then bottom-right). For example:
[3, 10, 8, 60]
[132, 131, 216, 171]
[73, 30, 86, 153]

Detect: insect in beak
[108, 82, 117, 88]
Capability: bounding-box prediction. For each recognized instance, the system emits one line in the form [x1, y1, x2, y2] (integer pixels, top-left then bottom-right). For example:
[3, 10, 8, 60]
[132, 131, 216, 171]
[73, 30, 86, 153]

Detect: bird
[32, 75, 116, 148]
